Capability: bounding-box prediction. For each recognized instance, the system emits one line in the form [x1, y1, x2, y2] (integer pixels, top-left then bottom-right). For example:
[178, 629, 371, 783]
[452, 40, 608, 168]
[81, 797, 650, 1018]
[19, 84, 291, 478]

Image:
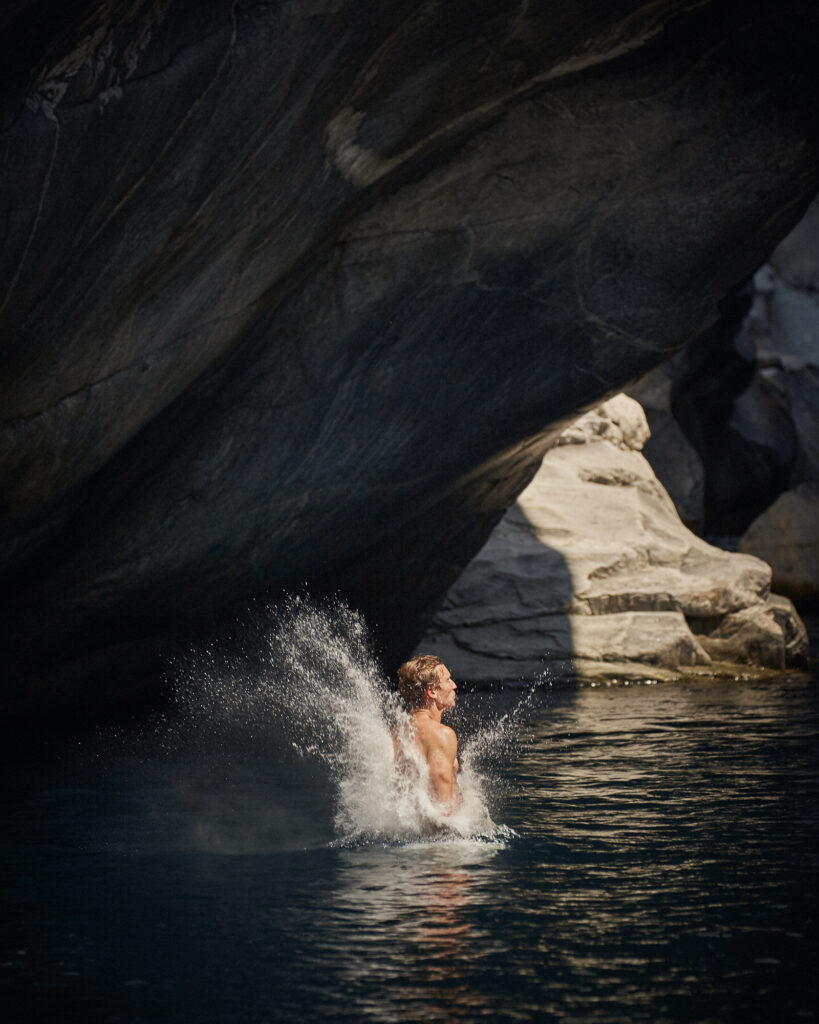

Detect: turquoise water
[2, 668, 818, 1022]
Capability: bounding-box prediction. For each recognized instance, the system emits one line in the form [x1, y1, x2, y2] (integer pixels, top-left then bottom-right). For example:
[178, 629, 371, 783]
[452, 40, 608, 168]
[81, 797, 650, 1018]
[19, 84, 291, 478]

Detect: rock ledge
[418, 396, 808, 683]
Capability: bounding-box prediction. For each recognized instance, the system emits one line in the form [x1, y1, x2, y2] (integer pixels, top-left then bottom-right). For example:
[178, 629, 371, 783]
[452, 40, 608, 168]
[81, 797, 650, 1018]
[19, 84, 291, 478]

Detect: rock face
[733, 202, 819, 599]
[628, 359, 706, 532]
[739, 485, 819, 603]
[417, 397, 808, 683]
[2, 3, 819, 712]
[629, 197, 819, 599]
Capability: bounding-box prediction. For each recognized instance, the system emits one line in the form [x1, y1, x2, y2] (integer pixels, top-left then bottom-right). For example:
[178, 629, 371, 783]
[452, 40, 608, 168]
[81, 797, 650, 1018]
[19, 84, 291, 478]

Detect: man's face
[432, 663, 457, 711]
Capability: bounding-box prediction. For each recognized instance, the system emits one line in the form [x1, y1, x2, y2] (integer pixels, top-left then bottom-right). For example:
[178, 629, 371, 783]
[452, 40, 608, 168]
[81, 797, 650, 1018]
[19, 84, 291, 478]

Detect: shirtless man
[395, 654, 460, 813]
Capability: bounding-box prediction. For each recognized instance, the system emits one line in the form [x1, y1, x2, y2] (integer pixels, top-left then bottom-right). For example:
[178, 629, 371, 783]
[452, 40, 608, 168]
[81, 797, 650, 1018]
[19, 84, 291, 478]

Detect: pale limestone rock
[739, 485, 819, 601]
[418, 396, 808, 682]
[628, 359, 705, 532]
[697, 594, 808, 668]
[556, 394, 650, 451]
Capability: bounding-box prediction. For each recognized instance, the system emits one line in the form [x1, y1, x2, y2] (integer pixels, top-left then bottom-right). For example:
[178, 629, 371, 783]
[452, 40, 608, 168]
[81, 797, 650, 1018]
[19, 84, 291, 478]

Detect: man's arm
[426, 724, 460, 812]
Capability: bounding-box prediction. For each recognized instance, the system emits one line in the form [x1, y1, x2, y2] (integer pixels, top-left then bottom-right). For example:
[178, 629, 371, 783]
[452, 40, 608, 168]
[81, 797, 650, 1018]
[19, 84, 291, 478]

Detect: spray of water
[169, 596, 523, 846]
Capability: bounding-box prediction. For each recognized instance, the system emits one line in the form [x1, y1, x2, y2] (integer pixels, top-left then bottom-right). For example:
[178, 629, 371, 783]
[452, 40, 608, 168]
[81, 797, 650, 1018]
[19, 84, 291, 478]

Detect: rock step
[417, 396, 808, 683]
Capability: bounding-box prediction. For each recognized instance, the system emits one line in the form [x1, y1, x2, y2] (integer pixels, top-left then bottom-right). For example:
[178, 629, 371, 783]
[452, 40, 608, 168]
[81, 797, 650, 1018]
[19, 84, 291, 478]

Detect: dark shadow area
[407, 503, 579, 696]
[670, 284, 795, 535]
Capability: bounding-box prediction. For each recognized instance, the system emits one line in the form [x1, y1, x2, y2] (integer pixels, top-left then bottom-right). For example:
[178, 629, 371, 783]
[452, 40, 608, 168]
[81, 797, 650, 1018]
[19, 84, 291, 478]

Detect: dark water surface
[3, 673, 818, 1023]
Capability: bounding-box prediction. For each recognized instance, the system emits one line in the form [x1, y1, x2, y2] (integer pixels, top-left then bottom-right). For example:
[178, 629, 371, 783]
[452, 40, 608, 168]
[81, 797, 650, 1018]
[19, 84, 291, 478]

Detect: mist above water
[166, 597, 527, 847]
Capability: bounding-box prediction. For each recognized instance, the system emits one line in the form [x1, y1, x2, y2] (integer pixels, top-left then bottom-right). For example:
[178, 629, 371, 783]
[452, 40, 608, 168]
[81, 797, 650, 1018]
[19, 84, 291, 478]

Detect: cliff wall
[2, 2, 819, 712]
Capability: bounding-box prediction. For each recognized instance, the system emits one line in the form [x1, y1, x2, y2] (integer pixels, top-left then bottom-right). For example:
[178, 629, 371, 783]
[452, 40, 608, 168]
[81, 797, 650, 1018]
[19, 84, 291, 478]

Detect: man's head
[397, 654, 457, 711]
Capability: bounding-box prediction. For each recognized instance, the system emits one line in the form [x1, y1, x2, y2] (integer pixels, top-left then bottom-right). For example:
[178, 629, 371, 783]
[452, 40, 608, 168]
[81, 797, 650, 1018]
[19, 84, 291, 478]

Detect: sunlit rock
[627, 360, 705, 532]
[418, 396, 808, 682]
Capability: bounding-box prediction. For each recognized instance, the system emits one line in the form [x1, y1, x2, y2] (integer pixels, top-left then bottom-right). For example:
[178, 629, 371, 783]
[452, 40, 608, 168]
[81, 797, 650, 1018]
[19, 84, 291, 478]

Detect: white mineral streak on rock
[26, 0, 171, 117]
[325, 18, 666, 187]
[325, 107, 393, 188]
[417, 394, 807, 682]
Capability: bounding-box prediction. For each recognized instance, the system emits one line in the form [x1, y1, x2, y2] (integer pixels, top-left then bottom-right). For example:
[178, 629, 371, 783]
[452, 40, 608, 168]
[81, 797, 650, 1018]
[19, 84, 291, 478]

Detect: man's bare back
[395, 657, 460, 814]
[412, 709, 459, 810]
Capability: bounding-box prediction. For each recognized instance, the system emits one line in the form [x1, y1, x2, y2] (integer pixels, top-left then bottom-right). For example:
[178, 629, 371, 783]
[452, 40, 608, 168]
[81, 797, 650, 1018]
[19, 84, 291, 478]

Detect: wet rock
[418, 396, 808, 682]
[697, 594, 809, 669]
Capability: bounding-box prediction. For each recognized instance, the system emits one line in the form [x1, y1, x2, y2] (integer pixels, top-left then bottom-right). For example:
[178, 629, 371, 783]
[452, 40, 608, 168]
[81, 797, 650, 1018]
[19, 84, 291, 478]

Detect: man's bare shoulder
[423, 719, 457, 755]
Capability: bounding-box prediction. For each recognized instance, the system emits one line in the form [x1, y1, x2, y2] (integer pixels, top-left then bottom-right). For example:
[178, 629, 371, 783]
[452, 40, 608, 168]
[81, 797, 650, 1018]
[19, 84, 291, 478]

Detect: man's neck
[414, 704, 443, 726]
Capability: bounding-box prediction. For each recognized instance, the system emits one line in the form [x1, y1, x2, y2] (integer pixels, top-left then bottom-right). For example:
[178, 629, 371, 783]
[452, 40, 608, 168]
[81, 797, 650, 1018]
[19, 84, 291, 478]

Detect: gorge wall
[629, 198, 819, 601]
[2, 1, 819, 715]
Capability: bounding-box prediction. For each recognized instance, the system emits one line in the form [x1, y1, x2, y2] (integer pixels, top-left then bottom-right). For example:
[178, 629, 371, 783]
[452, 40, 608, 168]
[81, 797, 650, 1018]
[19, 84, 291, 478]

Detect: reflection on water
[1, 673, 818, 1023]
[330, 842, 501, 1022]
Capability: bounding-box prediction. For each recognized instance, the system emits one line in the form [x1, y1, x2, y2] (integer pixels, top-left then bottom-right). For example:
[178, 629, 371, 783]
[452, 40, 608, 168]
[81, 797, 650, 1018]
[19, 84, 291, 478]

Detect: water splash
[170, 597, 520, 846]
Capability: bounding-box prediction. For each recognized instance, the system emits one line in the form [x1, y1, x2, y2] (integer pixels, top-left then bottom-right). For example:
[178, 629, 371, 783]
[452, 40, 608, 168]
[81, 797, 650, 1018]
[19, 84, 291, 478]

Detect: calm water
[2, 671, 818, 1023]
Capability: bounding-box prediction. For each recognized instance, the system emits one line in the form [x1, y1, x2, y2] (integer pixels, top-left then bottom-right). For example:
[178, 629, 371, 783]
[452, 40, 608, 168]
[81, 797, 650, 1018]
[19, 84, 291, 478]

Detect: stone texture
[628, 358, 706, 531]
[739, 485, 819, 602]
[418, 396, 808, 682]
[636, 196, 819, 541]
[697, 594, 809, 669]
[770, 197, 819, 292]
[730, 204, 819, 489]
[1, 2, 819, 712]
